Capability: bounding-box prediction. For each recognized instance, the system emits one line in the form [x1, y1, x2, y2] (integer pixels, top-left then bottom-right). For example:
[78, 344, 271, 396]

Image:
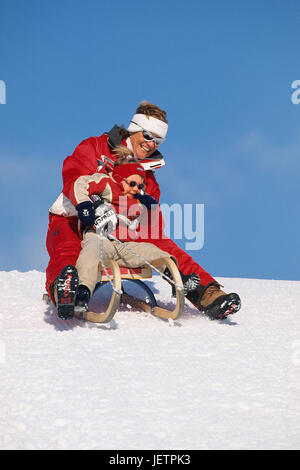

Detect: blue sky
[0, 0, 299, 280]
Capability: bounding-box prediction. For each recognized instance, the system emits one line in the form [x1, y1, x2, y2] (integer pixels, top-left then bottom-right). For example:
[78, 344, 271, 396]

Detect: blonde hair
[135, 100, 168, 124]
[112, 145, 139, 165]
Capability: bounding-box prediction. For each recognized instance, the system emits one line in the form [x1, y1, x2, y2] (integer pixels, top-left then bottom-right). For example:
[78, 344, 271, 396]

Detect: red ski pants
[45, 213, 216, 300]
[45, 214, 82, 302]
[141, 236, 215, 285]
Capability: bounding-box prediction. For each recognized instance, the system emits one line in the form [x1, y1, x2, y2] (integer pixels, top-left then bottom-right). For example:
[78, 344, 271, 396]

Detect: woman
[46, 101, 241, 320]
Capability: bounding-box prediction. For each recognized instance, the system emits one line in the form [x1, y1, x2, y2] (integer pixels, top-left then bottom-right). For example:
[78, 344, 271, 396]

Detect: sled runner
[74, 258, 122, 323]
[74, 257, 184, 323]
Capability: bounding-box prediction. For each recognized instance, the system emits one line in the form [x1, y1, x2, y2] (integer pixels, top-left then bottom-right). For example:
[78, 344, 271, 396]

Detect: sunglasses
[124, 179, 145, 190]
[131, 121, 166, 146]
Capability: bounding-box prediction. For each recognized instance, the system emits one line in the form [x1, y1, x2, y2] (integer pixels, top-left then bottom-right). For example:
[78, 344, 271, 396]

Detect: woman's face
[129, 131, 160, 159]
[121, 174, 144, 199]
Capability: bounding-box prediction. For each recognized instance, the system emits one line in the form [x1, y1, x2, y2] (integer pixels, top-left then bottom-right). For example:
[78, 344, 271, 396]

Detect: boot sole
[213, 293, 241, 320]
[56, 265, 79, 319]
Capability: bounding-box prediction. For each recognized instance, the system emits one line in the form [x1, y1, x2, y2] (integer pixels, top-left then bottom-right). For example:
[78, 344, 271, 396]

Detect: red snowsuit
[46, 126, 216, 301]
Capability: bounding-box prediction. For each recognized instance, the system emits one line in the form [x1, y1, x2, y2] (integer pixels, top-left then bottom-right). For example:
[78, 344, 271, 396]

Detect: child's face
[121, 174, 144, 199]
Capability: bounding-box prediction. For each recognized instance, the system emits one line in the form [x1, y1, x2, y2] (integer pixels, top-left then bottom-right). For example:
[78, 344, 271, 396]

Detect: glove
[134, 193, 158, 209]
[93, 203, 118, 235]
[76, 201, 95, 227]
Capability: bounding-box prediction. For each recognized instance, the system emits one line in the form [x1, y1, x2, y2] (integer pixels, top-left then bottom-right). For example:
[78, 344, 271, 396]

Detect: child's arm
[144, 170, 161, 202]
[68, 173, 113, 207]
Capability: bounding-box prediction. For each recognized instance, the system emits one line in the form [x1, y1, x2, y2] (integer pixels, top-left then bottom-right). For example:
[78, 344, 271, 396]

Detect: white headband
[127, 113, 168, 138]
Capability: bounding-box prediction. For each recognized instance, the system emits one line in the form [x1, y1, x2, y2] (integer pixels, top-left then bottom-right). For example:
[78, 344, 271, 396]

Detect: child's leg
[76, 232, 114, 294]
[111, 241, 171, 268]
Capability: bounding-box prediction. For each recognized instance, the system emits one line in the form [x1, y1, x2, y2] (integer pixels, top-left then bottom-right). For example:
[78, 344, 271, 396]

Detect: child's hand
[94, 204, 118, 235]
[76, 201, 95, 227]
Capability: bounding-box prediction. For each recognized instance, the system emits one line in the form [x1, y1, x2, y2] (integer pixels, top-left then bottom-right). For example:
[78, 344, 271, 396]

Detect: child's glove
[75, 201, 95, 227]
[94, 204, 118, 235]
[134, 193, 158, 209]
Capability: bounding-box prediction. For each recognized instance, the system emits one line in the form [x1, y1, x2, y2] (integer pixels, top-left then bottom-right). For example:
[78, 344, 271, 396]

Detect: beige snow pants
[76, 231, 171, 294]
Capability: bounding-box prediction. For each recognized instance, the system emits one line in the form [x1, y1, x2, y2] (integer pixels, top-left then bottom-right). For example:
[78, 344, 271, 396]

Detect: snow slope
[0, 270, 299, 450]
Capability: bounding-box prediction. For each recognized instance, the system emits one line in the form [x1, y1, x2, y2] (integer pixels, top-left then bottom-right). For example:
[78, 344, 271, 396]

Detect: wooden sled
[43, 258, 184, 324]
[76, 257, 184, 323]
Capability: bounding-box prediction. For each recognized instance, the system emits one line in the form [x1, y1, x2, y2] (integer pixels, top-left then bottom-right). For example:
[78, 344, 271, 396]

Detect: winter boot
[187, 283, 241, 320]
[74, 285, 91, 313]
[55, 265, 79, 320]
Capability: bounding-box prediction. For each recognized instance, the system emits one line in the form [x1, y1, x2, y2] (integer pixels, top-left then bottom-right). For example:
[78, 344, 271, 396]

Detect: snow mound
[0, 270, 299, 450]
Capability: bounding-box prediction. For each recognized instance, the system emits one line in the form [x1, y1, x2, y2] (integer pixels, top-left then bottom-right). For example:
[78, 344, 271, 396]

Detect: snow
[0, 270, 300, 450]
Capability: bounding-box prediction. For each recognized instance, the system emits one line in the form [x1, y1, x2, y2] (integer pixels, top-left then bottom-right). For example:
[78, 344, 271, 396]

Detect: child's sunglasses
[124, 179, 145, 190]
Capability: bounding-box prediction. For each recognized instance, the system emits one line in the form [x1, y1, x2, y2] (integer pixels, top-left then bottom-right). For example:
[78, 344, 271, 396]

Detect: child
[57, 148, 172, 317]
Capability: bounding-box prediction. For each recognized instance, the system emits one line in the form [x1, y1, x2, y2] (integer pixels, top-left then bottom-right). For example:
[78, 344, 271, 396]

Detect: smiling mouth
[140, 144, 151, 152]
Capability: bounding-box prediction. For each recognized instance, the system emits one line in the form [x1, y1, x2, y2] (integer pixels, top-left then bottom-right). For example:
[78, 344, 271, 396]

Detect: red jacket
[62, 131, 162, 205]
